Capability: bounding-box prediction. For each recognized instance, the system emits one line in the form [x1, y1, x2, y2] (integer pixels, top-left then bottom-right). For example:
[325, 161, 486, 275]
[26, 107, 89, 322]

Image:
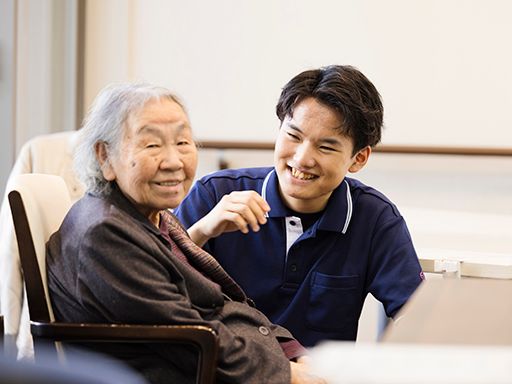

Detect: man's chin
[281, 188, 311, 204]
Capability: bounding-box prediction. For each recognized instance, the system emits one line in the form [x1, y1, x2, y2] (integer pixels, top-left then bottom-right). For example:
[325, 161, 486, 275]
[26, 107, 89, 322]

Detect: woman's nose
[160, 146, 183, 170]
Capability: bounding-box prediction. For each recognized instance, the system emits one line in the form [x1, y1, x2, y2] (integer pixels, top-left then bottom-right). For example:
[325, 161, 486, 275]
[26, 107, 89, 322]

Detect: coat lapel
[162, 210, 247, 303]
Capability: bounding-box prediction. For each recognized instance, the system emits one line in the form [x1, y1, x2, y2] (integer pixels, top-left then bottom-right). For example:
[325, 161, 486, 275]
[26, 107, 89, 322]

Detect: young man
[175, 65, 424, 347]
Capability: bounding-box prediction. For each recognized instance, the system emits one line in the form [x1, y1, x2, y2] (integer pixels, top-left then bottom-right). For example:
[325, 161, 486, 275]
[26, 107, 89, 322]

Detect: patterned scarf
[161, 210, 247, 303]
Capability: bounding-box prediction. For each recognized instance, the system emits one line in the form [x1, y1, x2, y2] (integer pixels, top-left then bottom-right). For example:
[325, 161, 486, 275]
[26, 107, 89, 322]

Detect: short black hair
[276, 65, 383, 155]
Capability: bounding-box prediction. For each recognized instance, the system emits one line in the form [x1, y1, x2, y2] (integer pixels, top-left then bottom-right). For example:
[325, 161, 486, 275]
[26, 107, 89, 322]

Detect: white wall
[85, 0, 512, 149]
[84, 0, 134, 110]
[15, 0, 79, 146]
[0, 0, 17, 197]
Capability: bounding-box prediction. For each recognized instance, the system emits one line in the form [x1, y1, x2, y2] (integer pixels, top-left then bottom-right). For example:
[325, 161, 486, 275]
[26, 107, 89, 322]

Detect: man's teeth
[291, 168, 315, 180]
[158, 181, 180, 186]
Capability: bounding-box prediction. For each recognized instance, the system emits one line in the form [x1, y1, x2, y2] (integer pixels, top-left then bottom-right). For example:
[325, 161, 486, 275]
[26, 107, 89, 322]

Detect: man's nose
[293, 142, 316, 168]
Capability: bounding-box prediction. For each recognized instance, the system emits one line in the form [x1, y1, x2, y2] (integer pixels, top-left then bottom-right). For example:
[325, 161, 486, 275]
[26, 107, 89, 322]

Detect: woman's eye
[146, 143, 160, 149]
[177, 140, 190, 146]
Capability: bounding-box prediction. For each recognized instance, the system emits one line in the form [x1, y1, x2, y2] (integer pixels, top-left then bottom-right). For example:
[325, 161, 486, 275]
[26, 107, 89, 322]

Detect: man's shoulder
[198, 167, 273, 187]
[345, 177, 400, 216]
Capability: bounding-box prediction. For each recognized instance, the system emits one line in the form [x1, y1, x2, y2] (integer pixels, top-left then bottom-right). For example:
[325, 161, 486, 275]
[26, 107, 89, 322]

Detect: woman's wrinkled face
[100, 98, 198, 225]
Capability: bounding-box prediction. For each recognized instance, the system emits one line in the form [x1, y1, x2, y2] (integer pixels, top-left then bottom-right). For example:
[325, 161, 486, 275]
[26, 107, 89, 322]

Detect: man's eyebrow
[319, 137, 343, 146]
[286, 123, 343, 146]
[287, 123, 303, 133]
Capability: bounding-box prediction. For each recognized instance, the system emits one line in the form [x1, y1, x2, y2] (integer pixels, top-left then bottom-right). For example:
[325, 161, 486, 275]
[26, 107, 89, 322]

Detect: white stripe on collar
[261, 169, 274, 218]
[341, 179, 352, 234]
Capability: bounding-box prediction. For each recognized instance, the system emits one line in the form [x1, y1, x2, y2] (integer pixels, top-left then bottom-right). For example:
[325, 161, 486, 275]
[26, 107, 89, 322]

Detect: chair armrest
[1, 315, 4, 352]
[32, 322, 218, 384]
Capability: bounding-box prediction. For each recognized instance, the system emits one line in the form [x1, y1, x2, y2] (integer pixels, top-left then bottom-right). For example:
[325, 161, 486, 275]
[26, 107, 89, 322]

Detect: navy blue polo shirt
[175, 167, 423, 347]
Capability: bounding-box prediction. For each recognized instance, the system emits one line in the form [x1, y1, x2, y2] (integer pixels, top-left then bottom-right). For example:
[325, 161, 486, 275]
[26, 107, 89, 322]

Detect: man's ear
[95, 141, 116, 181]
[348, 146, 371, 173]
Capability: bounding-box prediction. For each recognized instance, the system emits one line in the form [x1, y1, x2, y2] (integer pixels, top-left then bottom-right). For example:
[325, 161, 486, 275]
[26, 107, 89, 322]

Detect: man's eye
[146, 144, 160, 148]
[286, 132, 300, 141]
[320, 146, 335, 152]
[177, 140, 190, 146]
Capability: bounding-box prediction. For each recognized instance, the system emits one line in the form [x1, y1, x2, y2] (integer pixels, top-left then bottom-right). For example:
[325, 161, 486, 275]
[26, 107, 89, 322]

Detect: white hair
[74, 82, 186, 195]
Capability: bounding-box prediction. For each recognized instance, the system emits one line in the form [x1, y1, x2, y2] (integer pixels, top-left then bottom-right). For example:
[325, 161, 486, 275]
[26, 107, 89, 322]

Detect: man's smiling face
[274, 97, 368, 213]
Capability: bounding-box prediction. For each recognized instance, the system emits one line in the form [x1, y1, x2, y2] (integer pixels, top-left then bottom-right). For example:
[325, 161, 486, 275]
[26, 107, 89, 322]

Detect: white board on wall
[86, 0, 512, 149]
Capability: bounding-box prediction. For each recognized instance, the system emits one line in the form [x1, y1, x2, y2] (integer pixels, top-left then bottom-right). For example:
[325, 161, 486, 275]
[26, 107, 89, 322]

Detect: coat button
[258, 326, 270, 336]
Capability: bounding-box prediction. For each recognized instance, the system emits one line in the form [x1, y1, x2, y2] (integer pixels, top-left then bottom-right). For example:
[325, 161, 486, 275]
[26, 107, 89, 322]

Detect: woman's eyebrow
[136, 125, 163, 136]
[137, 123, 189, 135]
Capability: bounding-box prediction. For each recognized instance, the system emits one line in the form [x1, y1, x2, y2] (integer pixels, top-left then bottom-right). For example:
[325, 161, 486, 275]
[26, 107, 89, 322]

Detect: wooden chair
[8, 174, 218, 384]
[0, 315, 3, 354]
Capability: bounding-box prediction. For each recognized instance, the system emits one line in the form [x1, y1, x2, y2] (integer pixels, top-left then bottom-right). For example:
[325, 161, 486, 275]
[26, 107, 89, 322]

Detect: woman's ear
[95, 141, 116, 181]
[348, 146, 371, 173]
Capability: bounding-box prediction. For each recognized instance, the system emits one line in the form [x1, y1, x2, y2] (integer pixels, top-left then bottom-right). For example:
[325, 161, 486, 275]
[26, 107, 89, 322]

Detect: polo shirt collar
[261, 169, 290, 217]
[318, 179, 352, 234]
[261, 169, 353, 234]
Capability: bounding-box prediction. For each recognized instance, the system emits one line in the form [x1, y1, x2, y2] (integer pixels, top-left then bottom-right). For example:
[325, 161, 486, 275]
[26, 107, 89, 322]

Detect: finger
[229, 191, 270, 216]
[237, 191, 270, 224]
[242, 198, 270, 226]
[221, 192, 269, 229]
[212, 197, 254, 233]
[228, 202, 262, 232]
[256, 195, 271, 213]
[220, 210, 251, 234]
[243, 190, 271, 213]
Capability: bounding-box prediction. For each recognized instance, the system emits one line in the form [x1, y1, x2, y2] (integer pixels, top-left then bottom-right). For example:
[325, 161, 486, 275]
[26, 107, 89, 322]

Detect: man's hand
[188, 191, 270, 247]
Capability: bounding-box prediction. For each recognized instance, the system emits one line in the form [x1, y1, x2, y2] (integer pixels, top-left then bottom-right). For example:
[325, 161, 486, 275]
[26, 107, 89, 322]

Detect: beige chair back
[7, 174, 72, 357]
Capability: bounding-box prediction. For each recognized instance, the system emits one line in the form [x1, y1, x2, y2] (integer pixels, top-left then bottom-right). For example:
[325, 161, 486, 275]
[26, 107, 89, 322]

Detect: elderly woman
[46, 83, 325, 384]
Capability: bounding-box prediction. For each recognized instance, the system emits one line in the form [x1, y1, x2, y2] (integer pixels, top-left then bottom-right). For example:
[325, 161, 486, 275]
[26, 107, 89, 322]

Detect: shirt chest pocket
[307, 272, 360, 332]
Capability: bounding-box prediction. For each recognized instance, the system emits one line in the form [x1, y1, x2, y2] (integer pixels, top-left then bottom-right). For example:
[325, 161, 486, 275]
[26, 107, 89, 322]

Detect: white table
[418, 248, 512, 279]
[381, 278, 512, 345]
[309, 342, 512, 384]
